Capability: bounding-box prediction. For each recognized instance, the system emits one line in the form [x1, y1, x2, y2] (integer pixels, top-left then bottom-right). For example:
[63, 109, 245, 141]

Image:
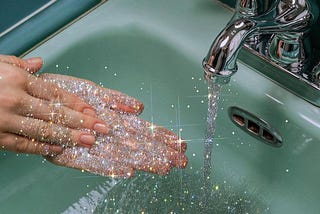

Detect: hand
[0, 55, 112, 155]
[43, 74, 188, 177]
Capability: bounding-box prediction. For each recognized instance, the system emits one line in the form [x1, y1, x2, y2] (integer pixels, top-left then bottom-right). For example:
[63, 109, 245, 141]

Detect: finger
[19, 95, 109, 134]
[151, 126, 187, 153]
[0, 54, 43, 73]
[103, 89, 144, 115]
[8, 115, 96, 148]
[87, 140, 172, 176]
[26, 75, 97, 116]
[119, 114, 187, 153]
[47, 147, 135, 178]
[40, 73, 144, 115]
[132, 142, 188, 172]
[0, 133, 63, 156]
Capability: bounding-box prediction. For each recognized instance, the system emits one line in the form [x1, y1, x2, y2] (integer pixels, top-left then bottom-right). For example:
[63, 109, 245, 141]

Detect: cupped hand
[0, 55, 124, 155]
[43, 74, 188, 178]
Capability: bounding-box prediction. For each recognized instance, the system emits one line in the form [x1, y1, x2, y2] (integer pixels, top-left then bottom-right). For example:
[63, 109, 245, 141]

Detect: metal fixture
[203, 0, 320, 106]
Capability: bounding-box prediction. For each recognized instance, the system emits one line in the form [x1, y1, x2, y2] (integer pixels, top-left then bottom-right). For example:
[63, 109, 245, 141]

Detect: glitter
[42, 75, 187, 177]
[232, 131, 235, 135]
[171, 104, 175, 108]
[186, 105, 190, 108]
[149, 125, 156, 130]
[285, 119, 289, 123]
[55, 64, 59, 68]
[214, 185, 219, 190]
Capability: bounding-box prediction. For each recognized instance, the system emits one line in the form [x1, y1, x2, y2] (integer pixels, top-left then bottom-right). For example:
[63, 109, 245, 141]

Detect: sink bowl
[1, 0, 320, 213]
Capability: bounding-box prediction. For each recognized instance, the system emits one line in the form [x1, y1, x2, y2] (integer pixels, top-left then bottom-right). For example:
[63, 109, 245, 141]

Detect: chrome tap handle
[203, 0, 317, 80]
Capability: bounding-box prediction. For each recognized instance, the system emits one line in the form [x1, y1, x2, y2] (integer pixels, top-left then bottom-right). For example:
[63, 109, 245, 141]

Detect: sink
[1, 0, 319, 213]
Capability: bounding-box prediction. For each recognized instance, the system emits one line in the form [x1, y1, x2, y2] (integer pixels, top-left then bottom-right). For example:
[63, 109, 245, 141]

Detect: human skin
[0, 55, 131, 155]
[0, 55, 188, 177]
[43, 74, 188, 177]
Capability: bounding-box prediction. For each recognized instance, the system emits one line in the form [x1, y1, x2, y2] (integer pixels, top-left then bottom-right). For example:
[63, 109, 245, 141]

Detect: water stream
[200, 79, 221, 212]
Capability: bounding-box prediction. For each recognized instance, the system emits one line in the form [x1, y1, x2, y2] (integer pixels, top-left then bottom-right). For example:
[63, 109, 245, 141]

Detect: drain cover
[229, 106, 282, 147]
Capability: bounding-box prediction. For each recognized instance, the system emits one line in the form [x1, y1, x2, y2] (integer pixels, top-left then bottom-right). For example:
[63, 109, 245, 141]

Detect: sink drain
[229, 106, 282, 147]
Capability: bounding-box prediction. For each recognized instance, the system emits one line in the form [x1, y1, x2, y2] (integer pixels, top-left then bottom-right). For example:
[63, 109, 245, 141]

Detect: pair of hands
[0, 55, 187, 177]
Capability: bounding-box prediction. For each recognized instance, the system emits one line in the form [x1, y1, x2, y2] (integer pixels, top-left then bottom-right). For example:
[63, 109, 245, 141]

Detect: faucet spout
[203, 18, 256, 80]
[203, 0, 316, 81]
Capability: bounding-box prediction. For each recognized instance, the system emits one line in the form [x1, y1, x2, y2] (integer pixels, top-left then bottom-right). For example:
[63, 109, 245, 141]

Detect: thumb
[0, 54, 43, 73]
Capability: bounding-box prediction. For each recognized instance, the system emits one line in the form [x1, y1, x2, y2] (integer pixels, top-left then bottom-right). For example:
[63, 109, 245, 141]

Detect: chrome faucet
[203, 0, 319, 84]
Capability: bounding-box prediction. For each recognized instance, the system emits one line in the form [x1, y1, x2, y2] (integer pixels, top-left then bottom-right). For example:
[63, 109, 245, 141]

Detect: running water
[200, 78, 221, 211]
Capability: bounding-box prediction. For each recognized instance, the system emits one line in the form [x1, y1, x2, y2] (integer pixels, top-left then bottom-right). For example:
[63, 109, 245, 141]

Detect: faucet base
[239, 46, 320, 107]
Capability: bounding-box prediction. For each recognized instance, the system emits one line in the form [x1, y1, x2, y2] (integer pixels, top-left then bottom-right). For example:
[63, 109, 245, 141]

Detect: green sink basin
[1, 0, 320, 213]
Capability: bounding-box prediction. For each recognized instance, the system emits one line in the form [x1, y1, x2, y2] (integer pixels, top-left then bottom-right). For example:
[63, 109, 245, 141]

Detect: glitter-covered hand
[0, 55, 112, 155]
[42, 74, 188, 178]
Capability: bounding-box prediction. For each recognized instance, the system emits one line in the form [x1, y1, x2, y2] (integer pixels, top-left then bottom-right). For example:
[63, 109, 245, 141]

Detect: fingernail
[80, 134, 95, 147]
[83, 108, 96, 117]
[26, 57, 43, 73]
[94, 123, 109, 134]
[26, 57, 42, 65]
